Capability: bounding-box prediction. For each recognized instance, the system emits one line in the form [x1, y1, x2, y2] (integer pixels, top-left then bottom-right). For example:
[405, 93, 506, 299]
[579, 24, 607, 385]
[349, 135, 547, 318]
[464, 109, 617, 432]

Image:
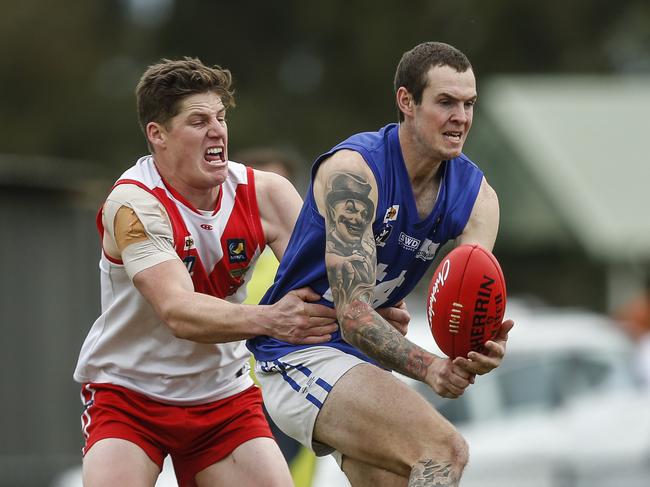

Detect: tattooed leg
[408, 460, 459, 487]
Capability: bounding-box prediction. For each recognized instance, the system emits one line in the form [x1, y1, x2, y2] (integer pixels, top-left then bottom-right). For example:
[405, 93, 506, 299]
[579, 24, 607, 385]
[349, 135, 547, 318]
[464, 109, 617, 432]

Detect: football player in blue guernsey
[248, 42, 514, 486]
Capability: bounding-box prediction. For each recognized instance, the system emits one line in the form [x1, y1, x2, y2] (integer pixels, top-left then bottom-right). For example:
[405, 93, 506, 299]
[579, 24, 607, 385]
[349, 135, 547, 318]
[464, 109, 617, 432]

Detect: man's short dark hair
[394, 42, 472, 122]
[136, 57, 235, 144]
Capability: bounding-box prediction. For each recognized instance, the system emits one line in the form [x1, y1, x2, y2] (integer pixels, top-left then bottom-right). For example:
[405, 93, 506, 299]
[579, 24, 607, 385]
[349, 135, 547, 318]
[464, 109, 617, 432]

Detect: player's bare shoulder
[252, 168, 302, 249]
[253, 169, 300, 211]
[314, 150, 370, 182]
[313, 150, 378, 216]
[458, 177, 500, 251]
[477, 177, 499, 210]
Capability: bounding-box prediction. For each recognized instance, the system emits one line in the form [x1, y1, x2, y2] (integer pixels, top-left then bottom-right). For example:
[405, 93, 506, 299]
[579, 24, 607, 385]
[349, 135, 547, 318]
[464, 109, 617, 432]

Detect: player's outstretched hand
[268, 287, 338, 344]
[376, 300, 410, 336]
[453, 319, 514, 376]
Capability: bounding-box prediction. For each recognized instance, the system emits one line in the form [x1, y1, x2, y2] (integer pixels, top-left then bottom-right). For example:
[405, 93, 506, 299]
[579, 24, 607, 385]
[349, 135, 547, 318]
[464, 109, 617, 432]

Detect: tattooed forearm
[408, 460, 459, 487]
[342, 300, 434, 380]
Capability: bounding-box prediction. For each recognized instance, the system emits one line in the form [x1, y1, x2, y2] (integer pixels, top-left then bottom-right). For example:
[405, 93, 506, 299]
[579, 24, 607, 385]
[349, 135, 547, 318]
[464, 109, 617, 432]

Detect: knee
[413, 428, 469, 477]
[446, 431, 469, 470]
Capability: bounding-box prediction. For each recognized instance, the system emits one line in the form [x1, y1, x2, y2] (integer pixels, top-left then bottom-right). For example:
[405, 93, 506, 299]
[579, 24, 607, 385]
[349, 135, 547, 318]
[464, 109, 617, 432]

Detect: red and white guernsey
[74, 156, 265, 405]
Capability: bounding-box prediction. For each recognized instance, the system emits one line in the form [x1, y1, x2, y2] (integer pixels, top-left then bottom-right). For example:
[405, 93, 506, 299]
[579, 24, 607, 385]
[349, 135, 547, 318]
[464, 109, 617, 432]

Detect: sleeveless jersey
[247, 123, 483, 364]
[74, 156, 265, 405]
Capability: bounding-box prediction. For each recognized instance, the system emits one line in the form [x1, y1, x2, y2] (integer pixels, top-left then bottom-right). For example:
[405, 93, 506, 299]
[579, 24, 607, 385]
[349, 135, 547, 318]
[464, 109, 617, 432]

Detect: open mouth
[443, 131, 462, 143]
[205, 146, 225, 164]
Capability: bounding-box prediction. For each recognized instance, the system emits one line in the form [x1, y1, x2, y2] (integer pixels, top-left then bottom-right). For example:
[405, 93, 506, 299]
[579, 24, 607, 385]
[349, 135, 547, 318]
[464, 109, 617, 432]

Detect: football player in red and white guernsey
[74, 57, 409, 487]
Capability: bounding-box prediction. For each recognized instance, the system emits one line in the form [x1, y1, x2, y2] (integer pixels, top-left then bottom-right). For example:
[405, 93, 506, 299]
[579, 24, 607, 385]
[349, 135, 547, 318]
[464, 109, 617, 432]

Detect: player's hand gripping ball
[427, 244, 506, 359]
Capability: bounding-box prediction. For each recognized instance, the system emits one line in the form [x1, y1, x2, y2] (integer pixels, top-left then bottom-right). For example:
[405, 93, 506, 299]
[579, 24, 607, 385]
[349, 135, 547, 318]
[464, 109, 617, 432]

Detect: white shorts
[255, 346, 367, 457]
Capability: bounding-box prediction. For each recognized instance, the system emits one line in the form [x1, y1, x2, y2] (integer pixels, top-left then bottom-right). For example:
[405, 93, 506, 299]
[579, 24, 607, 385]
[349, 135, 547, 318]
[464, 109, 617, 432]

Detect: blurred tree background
[1, 0, 648, 174]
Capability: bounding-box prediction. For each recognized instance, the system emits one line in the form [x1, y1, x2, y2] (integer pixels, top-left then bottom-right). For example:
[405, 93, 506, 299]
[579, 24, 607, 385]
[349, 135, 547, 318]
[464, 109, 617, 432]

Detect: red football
[427, 244, 506, 359]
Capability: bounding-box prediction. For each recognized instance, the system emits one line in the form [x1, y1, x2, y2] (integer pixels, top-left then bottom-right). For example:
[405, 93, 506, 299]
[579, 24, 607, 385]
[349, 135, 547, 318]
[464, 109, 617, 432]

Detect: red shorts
[80, 383, 273, 487]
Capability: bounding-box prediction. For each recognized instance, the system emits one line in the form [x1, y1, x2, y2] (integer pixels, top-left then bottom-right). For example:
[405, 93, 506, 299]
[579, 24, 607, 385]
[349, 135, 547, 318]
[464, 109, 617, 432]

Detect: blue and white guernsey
[247, 123, 483, 364]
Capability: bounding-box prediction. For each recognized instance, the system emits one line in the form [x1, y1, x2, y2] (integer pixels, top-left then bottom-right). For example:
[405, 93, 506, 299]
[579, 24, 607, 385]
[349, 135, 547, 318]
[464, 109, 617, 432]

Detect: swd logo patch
[227, 239, 247, 263]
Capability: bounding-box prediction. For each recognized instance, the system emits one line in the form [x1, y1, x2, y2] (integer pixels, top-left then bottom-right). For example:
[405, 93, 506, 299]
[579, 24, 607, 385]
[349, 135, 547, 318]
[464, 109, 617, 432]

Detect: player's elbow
[167, 320, 192, 340]
[158, 304, 194, 340]
[150, 289, 202, 341]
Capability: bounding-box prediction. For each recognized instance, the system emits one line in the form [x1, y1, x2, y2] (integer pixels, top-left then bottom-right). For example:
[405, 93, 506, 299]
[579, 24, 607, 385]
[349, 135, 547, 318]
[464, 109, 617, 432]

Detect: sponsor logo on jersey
[200, 223, 213, 231]
[398, 232, 420, 251]
[416, 238, 440, 261]
[383, 205, 399, 223]
[183, 255, 196, 274]
[375, 224, 393, 247]
[227, 239, 248, 263]
[183, 236, 195, 251]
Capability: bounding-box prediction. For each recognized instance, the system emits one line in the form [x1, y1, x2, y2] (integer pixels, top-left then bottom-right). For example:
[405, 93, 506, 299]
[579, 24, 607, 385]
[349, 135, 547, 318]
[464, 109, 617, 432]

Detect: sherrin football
[427, 244, 506, 359]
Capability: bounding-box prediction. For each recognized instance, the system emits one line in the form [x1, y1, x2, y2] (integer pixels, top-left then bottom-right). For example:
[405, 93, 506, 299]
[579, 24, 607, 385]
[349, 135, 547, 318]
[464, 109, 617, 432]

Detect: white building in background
[479, 75, 650, 311]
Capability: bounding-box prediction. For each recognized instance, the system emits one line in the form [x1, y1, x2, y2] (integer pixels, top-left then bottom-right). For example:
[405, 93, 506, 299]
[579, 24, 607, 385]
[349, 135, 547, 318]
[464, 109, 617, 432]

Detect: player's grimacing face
[161, 91, 229, 189]
[412, 65, 477, 161]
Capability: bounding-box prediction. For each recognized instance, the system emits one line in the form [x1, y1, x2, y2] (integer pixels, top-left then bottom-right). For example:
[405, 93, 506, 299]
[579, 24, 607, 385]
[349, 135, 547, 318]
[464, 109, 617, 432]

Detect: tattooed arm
[313, 150, 473, 397]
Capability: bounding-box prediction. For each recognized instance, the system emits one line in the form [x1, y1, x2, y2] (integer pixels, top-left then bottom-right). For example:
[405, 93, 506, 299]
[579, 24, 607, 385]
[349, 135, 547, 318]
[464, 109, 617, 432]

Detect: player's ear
[146, 122, 166, 150]
[396, 87, 414, 118]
